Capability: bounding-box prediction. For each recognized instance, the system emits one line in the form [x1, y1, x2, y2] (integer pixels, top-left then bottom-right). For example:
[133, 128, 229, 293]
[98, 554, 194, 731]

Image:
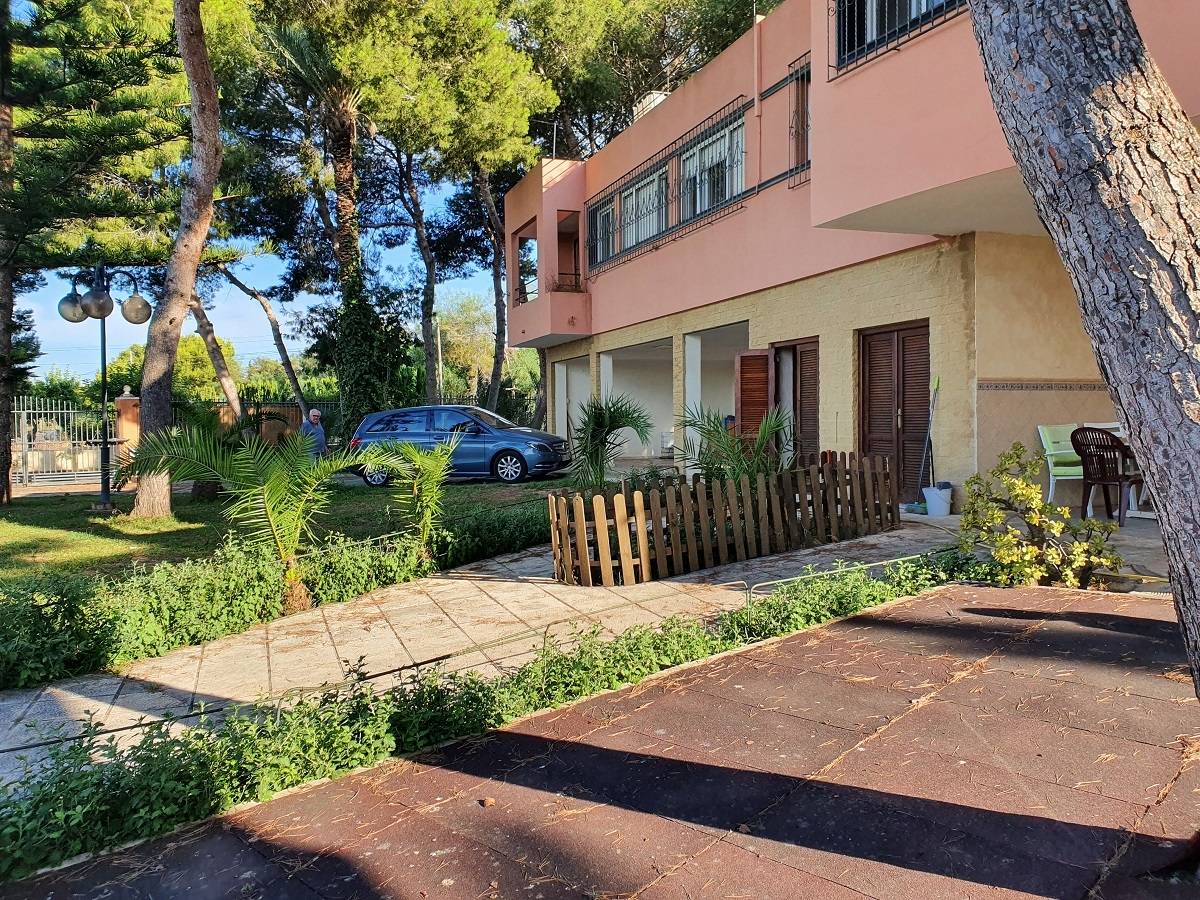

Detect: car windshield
[468, 407, 518, 430]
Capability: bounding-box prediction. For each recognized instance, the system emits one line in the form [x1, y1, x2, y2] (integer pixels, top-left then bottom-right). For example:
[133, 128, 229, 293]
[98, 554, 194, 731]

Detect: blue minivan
[348, 405, 570, 485]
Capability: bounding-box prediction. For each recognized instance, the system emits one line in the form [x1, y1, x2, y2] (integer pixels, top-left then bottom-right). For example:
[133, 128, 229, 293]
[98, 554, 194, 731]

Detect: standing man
[300, 408, 327, 458]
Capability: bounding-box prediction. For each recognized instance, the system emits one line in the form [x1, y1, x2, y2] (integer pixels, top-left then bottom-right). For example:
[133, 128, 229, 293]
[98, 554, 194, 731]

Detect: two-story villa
[504, 0, 1200, 502]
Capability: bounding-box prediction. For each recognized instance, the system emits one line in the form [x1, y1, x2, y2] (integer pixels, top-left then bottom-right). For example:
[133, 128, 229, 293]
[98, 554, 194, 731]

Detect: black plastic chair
[1070, 426, 1143, 526]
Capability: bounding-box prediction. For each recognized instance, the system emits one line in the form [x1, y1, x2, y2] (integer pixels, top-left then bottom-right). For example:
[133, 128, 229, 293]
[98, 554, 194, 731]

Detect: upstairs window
[679, 120, 744, 223]
[834, 0, 965, 71]
[788, 56, 812, 186]
[587, 198, 615, 266]
[620, 168, 668, 250]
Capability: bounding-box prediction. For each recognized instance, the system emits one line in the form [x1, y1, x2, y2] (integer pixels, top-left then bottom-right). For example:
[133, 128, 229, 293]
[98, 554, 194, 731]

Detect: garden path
[0, 523, 953, 782]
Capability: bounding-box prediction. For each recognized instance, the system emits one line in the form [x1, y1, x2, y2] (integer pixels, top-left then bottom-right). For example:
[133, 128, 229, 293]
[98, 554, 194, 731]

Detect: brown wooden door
[859, 322, 930, 501]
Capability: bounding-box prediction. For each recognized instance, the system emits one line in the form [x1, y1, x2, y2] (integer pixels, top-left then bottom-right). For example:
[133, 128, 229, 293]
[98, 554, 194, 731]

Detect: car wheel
[361, 468, 393, 487]
[493, 451, 527, 483]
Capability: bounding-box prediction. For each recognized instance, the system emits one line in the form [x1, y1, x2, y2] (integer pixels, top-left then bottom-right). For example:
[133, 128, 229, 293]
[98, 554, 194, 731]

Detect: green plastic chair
[1037, 424, 1082, 503]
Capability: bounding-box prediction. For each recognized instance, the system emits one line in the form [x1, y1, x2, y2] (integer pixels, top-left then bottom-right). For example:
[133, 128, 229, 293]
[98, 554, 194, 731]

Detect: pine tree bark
[217, 264, 308, 415]
[967, 0, 1200, 697]
[0, 0, 13, 505]
[131, 0, 222, 519]
[475, 169, 507, 412]
[188, 296, 242, 417]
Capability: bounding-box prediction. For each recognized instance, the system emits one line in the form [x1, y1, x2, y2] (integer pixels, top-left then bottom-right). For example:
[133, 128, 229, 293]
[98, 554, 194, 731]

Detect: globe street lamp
[58, 265, 152, 512]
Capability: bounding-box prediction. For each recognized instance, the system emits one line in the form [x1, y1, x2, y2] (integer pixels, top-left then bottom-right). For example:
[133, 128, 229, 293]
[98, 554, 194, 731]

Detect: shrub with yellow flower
[959, 443, 1122, 588]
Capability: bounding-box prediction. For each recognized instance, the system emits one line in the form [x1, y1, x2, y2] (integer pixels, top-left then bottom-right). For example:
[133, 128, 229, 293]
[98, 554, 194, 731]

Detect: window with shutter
[735, 349, 772, 435]
[795, 341, 820, 456]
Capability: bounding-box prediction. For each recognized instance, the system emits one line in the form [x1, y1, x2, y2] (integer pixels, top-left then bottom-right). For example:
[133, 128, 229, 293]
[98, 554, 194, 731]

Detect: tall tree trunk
[329, 102, 388, 434]
[327, 105, 361, 299]
[217, 264, 308, 415]
[311, 177, 337, 253]
[131, 0, 222, 518]
[967, 0, 1200, 697]
[475, 169, 507, 412]
[0, 0, 13, 505]
[188, 296, 242, 418]
[398, 154, 440, 403]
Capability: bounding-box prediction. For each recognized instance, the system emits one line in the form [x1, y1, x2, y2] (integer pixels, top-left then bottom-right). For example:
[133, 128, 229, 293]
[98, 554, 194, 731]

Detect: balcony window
[833, 0, 966, 72]
[788, 55, 811, 186]
[584, 97, 750, 274]
[620, 168, 668, 250]
[586, 198, 615, 267]
[680, 120, 744, 223]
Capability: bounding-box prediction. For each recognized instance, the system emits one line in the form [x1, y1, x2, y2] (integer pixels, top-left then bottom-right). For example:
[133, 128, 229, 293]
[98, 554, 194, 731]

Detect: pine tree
[967, 0, 1200, 696]
[0, 0, 182, 502]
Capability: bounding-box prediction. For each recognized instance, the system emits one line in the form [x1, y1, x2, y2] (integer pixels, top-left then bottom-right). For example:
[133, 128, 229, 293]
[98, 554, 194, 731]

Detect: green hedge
[434, 500, 549, 569]
[0, 552, 997, 882]
[0, 537, 432, 691]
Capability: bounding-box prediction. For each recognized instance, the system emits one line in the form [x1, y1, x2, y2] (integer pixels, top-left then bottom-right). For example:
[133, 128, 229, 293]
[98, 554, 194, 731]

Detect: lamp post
[58, 265, 152, 512]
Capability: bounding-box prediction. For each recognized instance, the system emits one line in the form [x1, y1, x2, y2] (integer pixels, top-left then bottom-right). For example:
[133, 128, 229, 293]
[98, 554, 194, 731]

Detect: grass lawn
[0, 476, 567, 587]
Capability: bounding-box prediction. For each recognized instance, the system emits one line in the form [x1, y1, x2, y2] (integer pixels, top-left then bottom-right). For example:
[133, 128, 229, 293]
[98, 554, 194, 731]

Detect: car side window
[432, 410, 476, 434]
[367, 410, 427, 433]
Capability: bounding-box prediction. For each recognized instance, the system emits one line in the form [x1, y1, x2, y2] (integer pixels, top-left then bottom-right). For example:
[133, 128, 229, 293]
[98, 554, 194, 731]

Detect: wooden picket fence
[547, 452, 901, 586]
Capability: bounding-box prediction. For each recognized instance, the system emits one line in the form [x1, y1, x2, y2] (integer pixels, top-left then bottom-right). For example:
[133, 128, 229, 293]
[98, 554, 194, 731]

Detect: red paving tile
[7, 585, 1197, 900]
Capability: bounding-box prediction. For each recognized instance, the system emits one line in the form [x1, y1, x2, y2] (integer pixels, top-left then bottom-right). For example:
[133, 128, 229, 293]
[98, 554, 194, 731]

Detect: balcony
[509, 276, 591, 348]
[810, 0, 1200, 237]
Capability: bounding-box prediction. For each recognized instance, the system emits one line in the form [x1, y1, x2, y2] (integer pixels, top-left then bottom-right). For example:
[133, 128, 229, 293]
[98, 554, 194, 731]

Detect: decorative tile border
[978, 380, 1109, 393]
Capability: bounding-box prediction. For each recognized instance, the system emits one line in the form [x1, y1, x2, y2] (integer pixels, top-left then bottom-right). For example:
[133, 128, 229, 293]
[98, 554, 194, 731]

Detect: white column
[553, 361, 568, 438]
[598, 351, 614, 401]
[683, 333, 702, 472]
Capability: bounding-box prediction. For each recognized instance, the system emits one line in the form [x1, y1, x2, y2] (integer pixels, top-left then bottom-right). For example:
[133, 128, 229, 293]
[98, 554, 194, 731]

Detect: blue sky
[25, 247, 494, 380]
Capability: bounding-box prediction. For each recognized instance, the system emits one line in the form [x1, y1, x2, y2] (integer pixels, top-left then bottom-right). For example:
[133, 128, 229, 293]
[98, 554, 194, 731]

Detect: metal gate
[10, 397, 115, 486]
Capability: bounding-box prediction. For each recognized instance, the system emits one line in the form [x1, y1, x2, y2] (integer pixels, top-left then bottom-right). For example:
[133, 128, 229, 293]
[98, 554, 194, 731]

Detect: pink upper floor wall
[506, 0, 929, 345]
[505, 0, 1200, 347]
[810, 0, 1200, 232]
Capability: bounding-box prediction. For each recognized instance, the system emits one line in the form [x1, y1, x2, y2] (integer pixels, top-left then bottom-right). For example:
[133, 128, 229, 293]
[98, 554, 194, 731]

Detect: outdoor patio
[7, 580, 1197, 899]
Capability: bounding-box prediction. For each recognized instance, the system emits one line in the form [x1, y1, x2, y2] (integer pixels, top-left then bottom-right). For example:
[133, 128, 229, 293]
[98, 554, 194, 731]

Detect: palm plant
[121, 427, 407, 612]
[570, 393, 653, 489]
[678, 404, 795, 482]
[386, 439, 455, 550]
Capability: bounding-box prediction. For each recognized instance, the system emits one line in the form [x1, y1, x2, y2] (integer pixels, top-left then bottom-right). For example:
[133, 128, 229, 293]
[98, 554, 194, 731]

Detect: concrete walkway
[10, 584, 1198, 899]
[0, 524, 953, 780]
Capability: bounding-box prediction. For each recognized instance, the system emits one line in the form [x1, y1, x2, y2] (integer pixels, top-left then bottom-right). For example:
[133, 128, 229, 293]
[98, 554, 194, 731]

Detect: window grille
[788, 54, 812, 187]
[585, 97, 750, 274]
[830, 0, 966, 76]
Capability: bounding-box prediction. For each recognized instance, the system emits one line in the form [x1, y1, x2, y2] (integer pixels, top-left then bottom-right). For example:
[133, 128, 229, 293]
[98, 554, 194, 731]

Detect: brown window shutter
[899, 327, 931, 493]
[735, 349, 771, 435]
[795, 340, 820, 456]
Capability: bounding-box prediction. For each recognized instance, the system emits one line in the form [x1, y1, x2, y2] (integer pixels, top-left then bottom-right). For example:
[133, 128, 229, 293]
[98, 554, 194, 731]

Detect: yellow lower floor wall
[545, 233, 1114, 504]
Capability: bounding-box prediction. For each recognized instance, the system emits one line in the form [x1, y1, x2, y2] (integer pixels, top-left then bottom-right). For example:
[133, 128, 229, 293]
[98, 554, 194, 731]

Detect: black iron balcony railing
[552, 272, 585, 292]
[829, 0, 967, 77]
[514, 277, 538, 305]
[584, 97, 751, 275]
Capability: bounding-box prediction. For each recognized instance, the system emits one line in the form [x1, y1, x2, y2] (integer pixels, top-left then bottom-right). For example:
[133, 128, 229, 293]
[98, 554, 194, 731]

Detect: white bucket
[923, 486, 952, 517]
